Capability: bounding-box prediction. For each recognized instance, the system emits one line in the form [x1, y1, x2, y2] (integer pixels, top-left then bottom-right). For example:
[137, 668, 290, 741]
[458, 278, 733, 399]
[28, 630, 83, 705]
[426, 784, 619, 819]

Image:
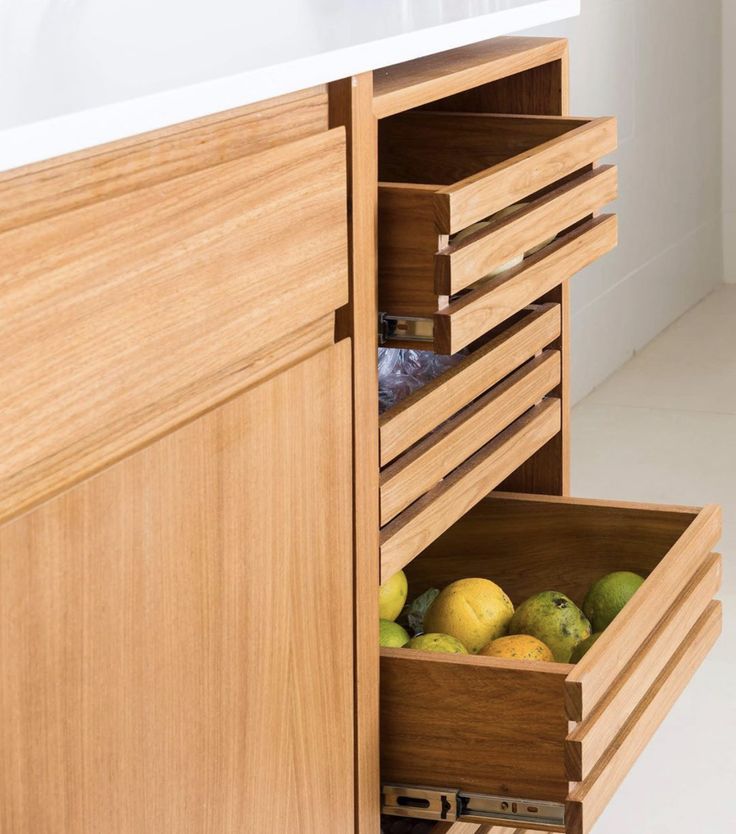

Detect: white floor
[571, 285, 736, 832]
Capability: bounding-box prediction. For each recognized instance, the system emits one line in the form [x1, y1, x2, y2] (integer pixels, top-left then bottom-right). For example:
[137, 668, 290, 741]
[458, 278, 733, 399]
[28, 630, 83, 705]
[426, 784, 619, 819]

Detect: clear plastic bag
[378, 347, 467, 414]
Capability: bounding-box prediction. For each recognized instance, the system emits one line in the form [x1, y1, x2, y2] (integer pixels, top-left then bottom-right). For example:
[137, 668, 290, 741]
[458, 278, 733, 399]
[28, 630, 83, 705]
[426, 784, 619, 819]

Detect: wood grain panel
[380, 352, 561, 524]
[380, 400, 561, 581]
[436, 166, 618, 295]
[435, 215, 617, 355]
[378, 183, 443, 315]
[0, 86, 329, 233]
[566, 552, 722, 781]
[435, 116, 617, 233]
[380, 304, 560, 465]
[566, 602, 722, 834]
[564, 502, 721, 720]
[0, 128, 347, 525]
[381, 647, 570, 802]
[0, 341, 354, 834]
[329, 73, 382, 834]
[373, 37, 568, 118]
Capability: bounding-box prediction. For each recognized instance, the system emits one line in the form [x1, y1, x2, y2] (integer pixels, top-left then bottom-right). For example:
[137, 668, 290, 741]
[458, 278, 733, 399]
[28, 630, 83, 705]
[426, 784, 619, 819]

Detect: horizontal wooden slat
[566, 552, 721, 781]
[0, 128, 347, 524]
[436, 165, 618, 296]
[564, 503, 721, 720]
[566, 602, 722, 834]
[373, 36, 568, 118]
[434, 215, 617, 355]
[380, 304, 561, 465]
[435, 116, 617, 233]
[380, 400, 561, 581]
[380, 351, 561, 524]
[381, 646, 570, 803]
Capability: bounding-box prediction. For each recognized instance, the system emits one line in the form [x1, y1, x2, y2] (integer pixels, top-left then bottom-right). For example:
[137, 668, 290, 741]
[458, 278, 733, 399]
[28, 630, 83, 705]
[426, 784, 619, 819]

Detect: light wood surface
[436, 165, 618, 295]
[380, 113, 589, 187]
[432, 824, 482, 834]
[380, 304, 561, 465]
[0, 341, 354, 834]
[379, 112, 616, 234]
[0, 127, 347, 525]
[378, 112, 616, 318]
[380, 400, 561, 582]
[453, 50, 570, 497]
[378, 181, 443, 315]
[404, 491, 721, 757]
[380, 351, 561, 524]
[435, 215, 617, 355]
[565, 502, 721, 720]
[500, 282, 570, 496]
[373, 36, 569, 118]
[386, 493, 721, 829]
[566, 602, 722, 834]
[435, 115, 616, 233]
[381, 646, 570, 802]
[0, 85, 329, 234]
[329, 74, 382, 834]
[566, 552, 722, 780]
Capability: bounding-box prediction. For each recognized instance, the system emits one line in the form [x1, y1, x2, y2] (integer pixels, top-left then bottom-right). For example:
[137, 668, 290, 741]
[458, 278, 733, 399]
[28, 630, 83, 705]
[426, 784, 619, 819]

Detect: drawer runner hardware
[382, 784, 565, 827]
[378, 313, 434, 345]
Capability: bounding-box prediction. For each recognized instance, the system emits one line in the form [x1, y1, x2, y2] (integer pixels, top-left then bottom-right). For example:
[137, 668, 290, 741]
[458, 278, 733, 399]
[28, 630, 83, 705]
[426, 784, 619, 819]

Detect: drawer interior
[379, 113, 592, 187]
[381, 494, 721, 833]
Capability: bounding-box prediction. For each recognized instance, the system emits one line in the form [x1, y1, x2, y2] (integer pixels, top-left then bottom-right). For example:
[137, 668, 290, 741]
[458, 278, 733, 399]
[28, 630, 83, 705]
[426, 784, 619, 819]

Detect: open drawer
[381, 494, 722, 834]
[378, 113, 617, 353]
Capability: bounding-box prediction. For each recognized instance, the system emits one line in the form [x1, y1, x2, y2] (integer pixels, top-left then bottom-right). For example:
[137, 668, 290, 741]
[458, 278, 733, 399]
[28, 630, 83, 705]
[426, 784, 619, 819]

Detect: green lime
[379, 619, 410, 648]
[570, 632, 603, 663]
[583, 571, 645, 632]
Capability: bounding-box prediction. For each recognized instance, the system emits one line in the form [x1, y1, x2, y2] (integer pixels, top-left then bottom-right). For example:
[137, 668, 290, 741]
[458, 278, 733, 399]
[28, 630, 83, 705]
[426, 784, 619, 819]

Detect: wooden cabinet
[0, 341, 354, 834]
[372, 37, 723, 834]
[0, 32, 726, 834]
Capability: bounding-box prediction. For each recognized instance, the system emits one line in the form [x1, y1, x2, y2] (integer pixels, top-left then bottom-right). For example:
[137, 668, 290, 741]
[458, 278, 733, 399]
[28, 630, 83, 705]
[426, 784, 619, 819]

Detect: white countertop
[0, 0, 579, 173]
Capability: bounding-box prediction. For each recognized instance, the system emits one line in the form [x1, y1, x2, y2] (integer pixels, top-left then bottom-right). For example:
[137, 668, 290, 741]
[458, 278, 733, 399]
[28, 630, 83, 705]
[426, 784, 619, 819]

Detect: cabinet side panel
[329, 74, 382, 834]
[0, 341, 354, 834]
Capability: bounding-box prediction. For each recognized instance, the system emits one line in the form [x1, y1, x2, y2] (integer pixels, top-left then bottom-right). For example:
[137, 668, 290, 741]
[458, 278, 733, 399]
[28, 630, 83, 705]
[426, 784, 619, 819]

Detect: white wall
[523, 0, 723, 402]
[724, 0, 736, 281]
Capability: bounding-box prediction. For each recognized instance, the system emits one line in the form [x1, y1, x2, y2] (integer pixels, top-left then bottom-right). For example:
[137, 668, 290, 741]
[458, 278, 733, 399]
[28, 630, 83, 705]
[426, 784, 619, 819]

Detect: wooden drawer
[0, 125, 348, 523]
[380, 494, 722, 833]
[378, 113, 617, 353]
[379, 303, 561, 526]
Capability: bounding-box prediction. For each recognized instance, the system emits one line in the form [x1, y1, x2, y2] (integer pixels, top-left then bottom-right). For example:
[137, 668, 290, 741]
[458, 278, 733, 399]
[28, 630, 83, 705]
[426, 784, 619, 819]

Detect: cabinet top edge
[0, 1, 579, 173]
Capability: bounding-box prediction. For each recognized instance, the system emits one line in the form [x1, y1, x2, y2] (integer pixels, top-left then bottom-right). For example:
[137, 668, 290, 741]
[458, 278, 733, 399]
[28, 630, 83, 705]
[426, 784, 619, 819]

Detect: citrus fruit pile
[379, 568, 645, 663]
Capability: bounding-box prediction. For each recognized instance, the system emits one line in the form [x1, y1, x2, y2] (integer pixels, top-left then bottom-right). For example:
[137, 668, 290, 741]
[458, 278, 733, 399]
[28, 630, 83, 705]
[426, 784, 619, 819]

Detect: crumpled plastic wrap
[378, 347, 466, 414]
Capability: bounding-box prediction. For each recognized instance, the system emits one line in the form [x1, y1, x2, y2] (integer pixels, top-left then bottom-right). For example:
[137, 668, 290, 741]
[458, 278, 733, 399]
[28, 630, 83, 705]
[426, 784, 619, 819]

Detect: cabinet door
[0, 341, 354, 834]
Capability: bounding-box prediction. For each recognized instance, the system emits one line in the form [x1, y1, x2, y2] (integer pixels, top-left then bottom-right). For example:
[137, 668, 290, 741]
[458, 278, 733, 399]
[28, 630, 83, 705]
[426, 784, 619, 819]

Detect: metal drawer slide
[382, 784, 565, 828]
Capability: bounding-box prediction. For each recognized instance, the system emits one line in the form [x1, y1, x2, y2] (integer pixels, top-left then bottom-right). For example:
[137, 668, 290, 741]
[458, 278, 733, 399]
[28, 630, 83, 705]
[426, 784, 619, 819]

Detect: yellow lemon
[407, 633, 468, 654]
[479, 634, 554, 662]
[379, 570, 408, 621]
[424, 578, 514, 654]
